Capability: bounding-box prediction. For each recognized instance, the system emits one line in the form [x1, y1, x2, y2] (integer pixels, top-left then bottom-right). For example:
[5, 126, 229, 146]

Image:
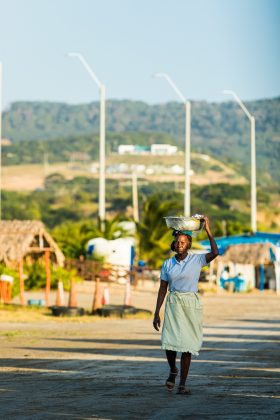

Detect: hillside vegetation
[2, 98, 280, 189]
[1, 99, 279, 243]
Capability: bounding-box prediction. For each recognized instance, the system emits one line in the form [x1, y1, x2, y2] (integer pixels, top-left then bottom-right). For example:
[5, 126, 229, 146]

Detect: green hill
[2, 98, 280, 188]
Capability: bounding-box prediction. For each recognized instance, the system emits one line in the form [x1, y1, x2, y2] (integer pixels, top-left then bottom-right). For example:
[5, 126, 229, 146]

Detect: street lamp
[0, 62, 2, 221]
[223, 90, 257, 233]
[67, 53, 106, 224]
[132, 171, 139, 223]
[153, 73, 191, 216]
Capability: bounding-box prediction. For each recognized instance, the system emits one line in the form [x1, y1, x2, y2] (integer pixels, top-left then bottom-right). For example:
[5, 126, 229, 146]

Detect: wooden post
[7, 283, 12, 303]
[45, 250, 51, 307]
[0, 281, 3, 303]
[18, 258, 25, 305]
[3, 282, 7, 302]
[133, 268, 139, 288]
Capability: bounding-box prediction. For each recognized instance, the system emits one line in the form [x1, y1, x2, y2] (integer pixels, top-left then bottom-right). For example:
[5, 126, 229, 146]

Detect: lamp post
[67, 53, 106, 225]
[0, 62, 2, 221]
[223, 90, 257, 233]
[154, 73, 191, 216]
[132, 171, 139, 223]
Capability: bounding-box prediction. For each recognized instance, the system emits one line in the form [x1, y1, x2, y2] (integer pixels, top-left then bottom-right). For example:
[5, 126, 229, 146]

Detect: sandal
[176, 385, 191, 395]
[165, 368, 178, 391]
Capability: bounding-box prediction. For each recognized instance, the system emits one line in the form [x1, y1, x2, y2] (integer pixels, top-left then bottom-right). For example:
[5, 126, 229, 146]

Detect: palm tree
[137, 194, 179, 268]
[85, 215, 129, 240]
[52, 216, 129, 259]
[52, 221, 95, 258]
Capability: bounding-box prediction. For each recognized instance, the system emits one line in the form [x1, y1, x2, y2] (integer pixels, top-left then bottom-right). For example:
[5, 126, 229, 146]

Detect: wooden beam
[27, 247, 53, 253]
[45, 250, 51, 307]
[18, 258, 25, 305]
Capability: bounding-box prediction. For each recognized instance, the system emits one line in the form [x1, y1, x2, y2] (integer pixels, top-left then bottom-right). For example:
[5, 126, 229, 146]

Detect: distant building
[118, 145, 149, 155]
[200, 154, 210, 161]
[118, 145, 136, 155]
[1, 138, 12, 146]
[69, 152, 91, 162]
[151, 144, 177, 155]
[118, 144, 178, 155]
[170, 165, 184, 174]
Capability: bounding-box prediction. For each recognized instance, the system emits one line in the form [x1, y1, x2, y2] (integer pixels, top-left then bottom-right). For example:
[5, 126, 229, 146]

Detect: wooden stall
[0, 220, 65, 305]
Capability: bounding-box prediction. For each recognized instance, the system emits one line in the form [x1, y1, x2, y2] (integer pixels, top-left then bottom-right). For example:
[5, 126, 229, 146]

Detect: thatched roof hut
[0, 220, 64, 267]
[220, 243, 275, 265]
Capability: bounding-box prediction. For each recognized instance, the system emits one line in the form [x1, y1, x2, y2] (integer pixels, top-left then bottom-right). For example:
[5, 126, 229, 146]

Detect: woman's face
[174, 234, 191, 254]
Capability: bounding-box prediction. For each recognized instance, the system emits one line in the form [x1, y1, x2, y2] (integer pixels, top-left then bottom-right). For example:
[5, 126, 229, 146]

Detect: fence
[65, 259, 160, 287]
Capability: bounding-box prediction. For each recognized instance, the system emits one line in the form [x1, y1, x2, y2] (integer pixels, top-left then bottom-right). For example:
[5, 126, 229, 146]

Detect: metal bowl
[164, 216, 203, 231]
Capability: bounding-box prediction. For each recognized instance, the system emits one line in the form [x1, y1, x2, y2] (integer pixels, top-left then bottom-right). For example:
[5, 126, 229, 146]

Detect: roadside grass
[0, 303, 152, 323]
[0, 330, 23, 338]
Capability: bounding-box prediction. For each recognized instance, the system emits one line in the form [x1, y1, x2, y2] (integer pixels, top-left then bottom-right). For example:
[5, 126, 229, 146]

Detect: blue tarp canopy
[200, 232, 280, 256]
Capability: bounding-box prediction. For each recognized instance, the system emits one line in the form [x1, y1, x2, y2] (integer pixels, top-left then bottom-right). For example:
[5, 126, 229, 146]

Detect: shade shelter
[201, 233, 280, 294]
[0, 220, 65, 305]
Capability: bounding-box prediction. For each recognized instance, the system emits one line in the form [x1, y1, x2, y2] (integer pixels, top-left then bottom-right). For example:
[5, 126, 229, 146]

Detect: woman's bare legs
[165, 350, 177, 372]
[165, 350, 178, 389]
[177, 352, 192, 394]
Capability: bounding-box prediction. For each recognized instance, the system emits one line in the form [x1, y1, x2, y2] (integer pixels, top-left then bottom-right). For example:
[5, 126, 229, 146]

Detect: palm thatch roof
[0, 220, 64, 266]
[221, 243, 275, 265]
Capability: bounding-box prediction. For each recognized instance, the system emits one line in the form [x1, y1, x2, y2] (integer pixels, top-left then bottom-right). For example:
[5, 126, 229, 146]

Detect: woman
[153, 216, 218, 395]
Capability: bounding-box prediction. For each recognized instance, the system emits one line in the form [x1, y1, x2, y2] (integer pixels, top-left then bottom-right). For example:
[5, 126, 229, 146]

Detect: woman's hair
[170, 240, 176, 252]
[170, 233, 192, 251]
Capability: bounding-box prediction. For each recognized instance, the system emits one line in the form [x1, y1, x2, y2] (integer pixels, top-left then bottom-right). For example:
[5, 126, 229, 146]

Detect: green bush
[24, 262, 81, 291]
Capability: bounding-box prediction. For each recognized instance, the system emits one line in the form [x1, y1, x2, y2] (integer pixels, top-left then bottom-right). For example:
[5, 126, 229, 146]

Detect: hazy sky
[0, 0, 279, 108]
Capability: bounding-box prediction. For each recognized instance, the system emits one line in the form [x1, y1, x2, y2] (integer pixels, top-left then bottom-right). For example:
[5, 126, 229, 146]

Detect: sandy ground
[1, 291, 280, 419]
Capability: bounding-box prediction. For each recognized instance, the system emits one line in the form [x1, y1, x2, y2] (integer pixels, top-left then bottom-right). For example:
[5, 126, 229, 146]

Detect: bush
[24, 262, 81, 291]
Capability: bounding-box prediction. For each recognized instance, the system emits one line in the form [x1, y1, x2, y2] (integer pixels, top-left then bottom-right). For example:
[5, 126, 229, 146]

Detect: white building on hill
[151, 144, 177, 155]
[118, 144, 178, 155]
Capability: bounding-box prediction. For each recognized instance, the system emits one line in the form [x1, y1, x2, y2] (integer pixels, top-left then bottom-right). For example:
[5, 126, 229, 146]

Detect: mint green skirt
[161, 291, 203, 356]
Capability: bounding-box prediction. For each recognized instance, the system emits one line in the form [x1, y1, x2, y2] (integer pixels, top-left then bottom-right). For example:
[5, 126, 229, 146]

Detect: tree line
[2, 98, 280, 188]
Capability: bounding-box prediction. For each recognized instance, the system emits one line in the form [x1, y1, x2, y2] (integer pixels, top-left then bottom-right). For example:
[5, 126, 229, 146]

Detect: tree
[52, 221, 96, 258]
[52, 216, 129, 259]
[137, 194, 179, 268]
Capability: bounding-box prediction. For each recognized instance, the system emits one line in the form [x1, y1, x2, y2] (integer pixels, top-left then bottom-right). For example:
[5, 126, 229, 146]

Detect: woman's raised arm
[203, 216, 219, 263]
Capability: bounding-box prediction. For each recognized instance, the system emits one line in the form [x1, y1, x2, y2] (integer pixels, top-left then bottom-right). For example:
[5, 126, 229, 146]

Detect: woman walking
[153, 216, 218, 395]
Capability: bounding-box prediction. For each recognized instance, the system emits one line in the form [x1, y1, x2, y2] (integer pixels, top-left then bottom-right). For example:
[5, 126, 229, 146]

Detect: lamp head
[153, 73, 167, 79]
[67, 52, 81, 59]
[222, 89, 233, 95]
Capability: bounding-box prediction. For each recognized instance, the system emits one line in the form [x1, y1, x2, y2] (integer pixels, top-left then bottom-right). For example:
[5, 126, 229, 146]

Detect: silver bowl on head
[163, 216, 204, 232]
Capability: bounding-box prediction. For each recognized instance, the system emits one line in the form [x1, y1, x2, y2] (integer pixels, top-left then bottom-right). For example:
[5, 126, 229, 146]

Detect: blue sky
[0, 0, 279, 108]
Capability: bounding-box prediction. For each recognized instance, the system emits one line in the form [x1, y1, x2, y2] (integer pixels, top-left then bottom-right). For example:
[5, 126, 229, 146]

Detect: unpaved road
[1, 294, 280, 419]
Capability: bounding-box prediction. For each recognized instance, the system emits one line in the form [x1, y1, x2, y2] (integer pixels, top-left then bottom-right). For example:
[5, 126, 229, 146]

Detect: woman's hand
[203, 215, 219, 262]
[203, 216, 210, 230]
[153, 313, 161, 331]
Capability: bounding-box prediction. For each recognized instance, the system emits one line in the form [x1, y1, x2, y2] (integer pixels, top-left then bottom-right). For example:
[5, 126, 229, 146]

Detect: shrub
[24, 262, 81, 291]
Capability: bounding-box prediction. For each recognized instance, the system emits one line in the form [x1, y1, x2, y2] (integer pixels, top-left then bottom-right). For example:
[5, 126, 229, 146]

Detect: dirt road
[1, 294, 280, 419]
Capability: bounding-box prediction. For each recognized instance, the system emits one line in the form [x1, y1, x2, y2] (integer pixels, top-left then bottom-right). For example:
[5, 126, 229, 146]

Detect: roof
[0, 220, 65, 266]
[220, 242, 276, 265]
[201, 232, 280, 255]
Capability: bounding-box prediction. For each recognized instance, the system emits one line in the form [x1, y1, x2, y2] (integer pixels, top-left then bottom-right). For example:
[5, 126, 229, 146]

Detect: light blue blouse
[160, 253, 208, 292]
